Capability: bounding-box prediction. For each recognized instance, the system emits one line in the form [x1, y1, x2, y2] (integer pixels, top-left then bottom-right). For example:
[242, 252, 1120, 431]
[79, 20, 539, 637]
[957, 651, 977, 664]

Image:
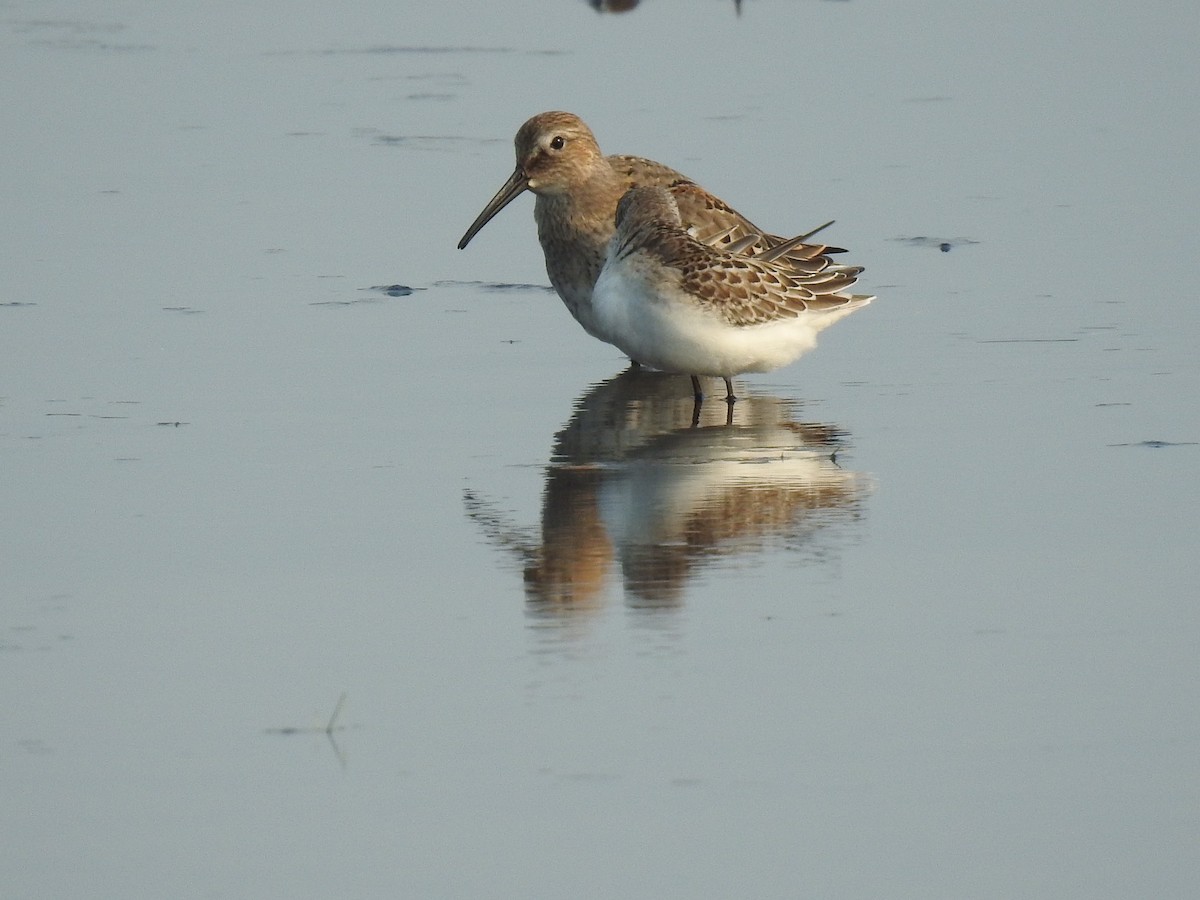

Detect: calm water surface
[2, 1, 1197, 898]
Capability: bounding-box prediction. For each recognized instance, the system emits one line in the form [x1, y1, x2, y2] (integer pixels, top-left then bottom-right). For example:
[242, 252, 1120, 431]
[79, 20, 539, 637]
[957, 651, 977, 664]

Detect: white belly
[593, 264, 846, 377]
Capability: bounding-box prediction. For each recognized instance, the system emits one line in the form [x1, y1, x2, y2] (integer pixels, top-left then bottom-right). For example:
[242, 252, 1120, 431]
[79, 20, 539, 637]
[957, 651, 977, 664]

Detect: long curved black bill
[456, 168, 529, 249]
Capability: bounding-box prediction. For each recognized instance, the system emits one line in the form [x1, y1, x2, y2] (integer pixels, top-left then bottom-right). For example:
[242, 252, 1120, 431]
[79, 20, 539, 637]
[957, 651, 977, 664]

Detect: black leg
[690, 375, 704, 401]
[723, 377, 737, 404]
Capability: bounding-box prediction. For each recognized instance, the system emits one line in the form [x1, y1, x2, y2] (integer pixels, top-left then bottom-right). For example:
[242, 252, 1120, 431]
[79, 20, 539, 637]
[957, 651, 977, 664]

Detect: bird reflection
[464, 367, 869, 619]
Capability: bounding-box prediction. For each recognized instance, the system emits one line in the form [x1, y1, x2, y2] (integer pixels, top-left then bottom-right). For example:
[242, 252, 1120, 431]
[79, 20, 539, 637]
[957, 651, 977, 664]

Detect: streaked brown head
[457, 111, 606, 249]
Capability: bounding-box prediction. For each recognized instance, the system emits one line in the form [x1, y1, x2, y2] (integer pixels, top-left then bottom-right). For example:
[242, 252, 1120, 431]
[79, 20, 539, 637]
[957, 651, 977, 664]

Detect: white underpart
[593, 251, 867, 377]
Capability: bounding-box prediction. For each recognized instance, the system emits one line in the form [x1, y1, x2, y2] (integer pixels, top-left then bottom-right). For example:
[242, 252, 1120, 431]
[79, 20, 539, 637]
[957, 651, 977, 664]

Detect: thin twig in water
[326, 692, 347, 735]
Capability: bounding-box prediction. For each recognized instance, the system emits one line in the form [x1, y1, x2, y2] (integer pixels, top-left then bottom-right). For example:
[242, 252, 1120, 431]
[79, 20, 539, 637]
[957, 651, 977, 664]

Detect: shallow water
[3, 1, 1198, 898]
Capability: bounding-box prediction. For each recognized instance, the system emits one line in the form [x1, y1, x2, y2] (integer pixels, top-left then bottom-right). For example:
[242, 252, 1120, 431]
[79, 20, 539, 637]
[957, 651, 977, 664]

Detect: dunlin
[457, 111, 848, 347]
[592, 186, 873, 403]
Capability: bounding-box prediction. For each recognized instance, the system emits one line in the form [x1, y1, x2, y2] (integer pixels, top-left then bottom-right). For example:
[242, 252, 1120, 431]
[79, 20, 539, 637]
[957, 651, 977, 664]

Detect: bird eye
[550, 135, 565, 151]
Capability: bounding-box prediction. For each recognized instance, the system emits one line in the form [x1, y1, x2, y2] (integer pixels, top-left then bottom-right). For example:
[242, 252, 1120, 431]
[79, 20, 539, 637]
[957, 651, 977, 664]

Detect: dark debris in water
[311, 284, 426, 305]
[432, 279, 556, 293]
[893, 236, 980, 252]
[369, 284, 417, 297]
[264, 693, 348, 737]
[1, 301, 37, 308]
[1109, 440, 1198, 449]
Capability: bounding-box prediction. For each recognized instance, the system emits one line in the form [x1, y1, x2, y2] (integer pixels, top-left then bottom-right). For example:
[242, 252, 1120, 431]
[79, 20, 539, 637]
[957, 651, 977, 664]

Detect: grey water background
[3, 1, 1198, 897]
